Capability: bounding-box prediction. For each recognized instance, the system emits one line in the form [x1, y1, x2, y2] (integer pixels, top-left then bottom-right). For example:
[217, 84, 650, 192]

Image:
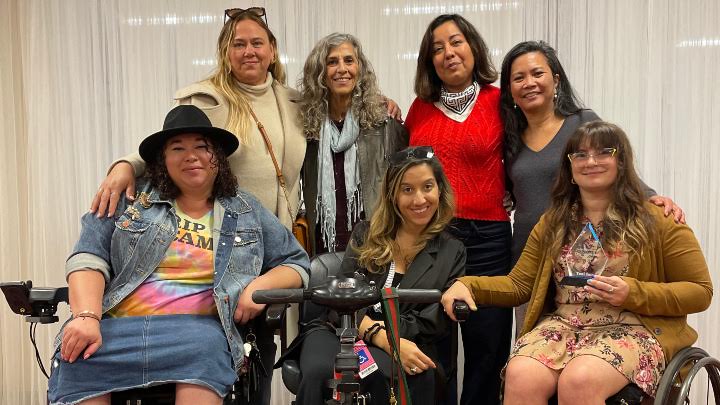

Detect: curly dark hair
[145, 136, 238, 202]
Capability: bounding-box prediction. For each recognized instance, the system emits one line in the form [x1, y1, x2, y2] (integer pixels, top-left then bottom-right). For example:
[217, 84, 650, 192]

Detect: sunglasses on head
[224, 7, 267, 25]
[388, 146, 435, 166]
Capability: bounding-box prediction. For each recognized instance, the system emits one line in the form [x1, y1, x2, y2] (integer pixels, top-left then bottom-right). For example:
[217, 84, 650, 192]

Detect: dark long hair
[500, 41, 584, 163]
[541, 121, 654, 261]
[146, 136, 238, 203]
[415, 14, 497, 102]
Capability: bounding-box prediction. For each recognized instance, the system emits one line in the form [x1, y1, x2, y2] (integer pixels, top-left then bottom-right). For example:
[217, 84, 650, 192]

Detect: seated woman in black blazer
[292, 146, 466, 404]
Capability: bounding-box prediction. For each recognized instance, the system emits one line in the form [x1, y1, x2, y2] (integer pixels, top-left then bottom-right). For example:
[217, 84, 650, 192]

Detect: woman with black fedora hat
[47, 105, 309, 405]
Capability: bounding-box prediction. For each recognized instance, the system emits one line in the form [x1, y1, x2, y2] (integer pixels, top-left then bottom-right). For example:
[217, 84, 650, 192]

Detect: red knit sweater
[405, 85, 508, 221]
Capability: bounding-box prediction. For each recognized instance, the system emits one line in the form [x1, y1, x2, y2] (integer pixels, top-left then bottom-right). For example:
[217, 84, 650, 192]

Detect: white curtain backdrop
[1, 0, 718, 403]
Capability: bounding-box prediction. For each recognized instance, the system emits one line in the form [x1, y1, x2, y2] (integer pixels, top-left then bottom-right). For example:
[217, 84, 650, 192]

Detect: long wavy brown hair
[356, 155, 455, 273]
[542, 121, 654, 261]
[146, 136, 238, 203]
[207, 13, 285, 144]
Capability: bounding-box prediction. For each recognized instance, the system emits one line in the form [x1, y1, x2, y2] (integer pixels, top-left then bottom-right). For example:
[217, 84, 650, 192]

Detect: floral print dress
[509, 222, 665, 397]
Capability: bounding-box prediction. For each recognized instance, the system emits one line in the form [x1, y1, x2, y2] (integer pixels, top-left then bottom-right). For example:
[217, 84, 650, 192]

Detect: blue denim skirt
[48, 314, 236, 404]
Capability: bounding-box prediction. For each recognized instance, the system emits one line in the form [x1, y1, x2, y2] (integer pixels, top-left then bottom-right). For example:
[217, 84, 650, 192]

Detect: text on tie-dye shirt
[108, 205, 216, 317]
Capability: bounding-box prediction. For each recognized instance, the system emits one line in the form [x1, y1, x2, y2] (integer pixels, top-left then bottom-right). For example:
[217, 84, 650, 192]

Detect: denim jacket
[60, 179, 310, 372]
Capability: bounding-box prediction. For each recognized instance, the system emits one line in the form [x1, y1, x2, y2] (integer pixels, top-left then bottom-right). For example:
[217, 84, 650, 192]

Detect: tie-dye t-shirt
[108, 205, 217, 317]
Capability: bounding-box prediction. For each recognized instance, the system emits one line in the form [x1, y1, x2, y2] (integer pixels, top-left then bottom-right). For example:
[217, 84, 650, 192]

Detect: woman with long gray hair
[299, 32, 408, 255]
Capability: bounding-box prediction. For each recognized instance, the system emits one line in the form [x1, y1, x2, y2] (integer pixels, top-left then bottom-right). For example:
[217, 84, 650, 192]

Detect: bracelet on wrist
[363, 323, 382, 341]
[367, 325, 386, 344]
[73, 310, 101, 322]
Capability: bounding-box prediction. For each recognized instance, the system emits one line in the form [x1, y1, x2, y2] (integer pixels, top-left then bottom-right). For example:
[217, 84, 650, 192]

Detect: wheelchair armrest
[265, 303, 288, 331]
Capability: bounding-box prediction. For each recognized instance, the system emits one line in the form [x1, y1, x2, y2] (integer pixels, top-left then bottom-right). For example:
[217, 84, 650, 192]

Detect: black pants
[448, 219, 512, 405]
[296, 329, 436, 404]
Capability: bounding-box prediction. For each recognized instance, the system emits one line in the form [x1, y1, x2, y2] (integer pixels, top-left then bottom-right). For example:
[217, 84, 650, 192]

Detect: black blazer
[275, 221, 465, 369]
[342, 221, 466, 352]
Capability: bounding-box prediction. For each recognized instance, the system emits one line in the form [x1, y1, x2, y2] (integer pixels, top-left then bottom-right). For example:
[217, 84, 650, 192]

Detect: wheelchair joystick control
[1, 280, 68, 324]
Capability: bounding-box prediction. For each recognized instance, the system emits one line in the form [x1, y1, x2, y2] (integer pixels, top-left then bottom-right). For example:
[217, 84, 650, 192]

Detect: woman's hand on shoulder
[399, 338, 435, 375]
[503, 191, 515, 214]
[61, 317, 102, 363]
[441, 280, 477, 322]
[648, 195, 685, 224]
[90, 162, 136, 218]
[384, 97, 403, 122]
[584, 275, 629, 306]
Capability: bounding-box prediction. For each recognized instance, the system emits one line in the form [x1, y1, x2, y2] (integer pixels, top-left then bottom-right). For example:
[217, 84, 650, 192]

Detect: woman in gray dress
[499, 41, 685, 330]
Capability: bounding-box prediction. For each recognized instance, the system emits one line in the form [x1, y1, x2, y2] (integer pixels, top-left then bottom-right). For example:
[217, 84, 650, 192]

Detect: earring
[513, 102, 517, 109]
[554, 92, 558, 100]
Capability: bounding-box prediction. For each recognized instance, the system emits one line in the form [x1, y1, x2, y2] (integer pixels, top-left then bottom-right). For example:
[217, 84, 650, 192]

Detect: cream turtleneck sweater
[232, 75, 286, 216]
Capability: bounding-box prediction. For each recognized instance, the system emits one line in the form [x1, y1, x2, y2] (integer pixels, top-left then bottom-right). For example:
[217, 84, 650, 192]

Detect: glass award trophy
[559, 222, 608, 286]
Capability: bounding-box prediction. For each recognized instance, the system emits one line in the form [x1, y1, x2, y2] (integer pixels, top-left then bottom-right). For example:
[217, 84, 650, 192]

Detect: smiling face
[509, 51, 559, 114]
[164, 134, 218, 197]
[325, 42, 359, 101]
[431, 21, 475, 92]
[570, 143, 618, 194]
[228, 19, 276, 85]
[395, 163, 440, 234]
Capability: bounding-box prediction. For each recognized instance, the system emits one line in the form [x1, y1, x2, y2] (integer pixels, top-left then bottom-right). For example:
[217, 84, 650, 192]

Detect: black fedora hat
[139, 105, 239, 162]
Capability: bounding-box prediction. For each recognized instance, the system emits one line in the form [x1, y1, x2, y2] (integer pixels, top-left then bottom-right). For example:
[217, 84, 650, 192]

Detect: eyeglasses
[389, 146, 435, 166]
[567, 147, 617, 164]
[224, 7, 267, 25]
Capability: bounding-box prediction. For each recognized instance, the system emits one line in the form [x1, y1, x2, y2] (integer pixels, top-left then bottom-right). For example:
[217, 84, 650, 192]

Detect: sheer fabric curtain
[1, 0, 718, 403]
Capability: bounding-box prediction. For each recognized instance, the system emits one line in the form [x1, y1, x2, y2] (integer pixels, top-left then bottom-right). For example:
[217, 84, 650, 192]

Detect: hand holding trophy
[560, 222, 608, 286]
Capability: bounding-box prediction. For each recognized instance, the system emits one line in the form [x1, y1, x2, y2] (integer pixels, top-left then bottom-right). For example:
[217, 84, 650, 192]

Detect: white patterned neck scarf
[434, 81, 479, 123]
[316, 110, 362, 251]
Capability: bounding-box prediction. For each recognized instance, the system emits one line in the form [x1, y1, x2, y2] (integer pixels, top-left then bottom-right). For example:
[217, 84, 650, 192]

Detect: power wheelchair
[0, 280, 284, 405]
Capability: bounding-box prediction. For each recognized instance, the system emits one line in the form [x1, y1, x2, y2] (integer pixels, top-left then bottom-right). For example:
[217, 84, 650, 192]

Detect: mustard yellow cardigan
[459, 203, 713, 361]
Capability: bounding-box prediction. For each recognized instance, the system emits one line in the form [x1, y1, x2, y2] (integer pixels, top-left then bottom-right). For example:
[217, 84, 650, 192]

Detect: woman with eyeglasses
[404, 14, 510, 404]
[499, 40, 684, 335]
[286, 146, 465, 404]
[441, 121, 712, 404]
[299, 33, 408, 255]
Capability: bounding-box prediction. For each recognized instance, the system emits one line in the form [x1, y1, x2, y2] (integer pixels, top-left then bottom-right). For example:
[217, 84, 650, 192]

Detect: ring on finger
[608, 286, 615, 293]
[409, 366, 418, 374]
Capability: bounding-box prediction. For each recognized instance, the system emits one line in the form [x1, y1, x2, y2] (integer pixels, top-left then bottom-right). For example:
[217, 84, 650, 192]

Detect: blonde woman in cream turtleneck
[91, 8, 304, 230]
